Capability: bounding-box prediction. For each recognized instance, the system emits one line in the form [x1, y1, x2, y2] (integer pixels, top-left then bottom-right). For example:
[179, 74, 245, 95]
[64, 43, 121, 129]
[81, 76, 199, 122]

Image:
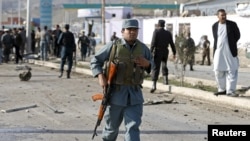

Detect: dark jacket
[212, 20, 240, 57]
[150, 28, 176, 55]
[14, 32, 23, 46]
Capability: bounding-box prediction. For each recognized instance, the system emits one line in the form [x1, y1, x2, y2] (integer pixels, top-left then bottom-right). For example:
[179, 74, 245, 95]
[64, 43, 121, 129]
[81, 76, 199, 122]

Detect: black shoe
[227, 93, 239, 97]
[150, 88, 156, 93]
[214, 90, 226, 96]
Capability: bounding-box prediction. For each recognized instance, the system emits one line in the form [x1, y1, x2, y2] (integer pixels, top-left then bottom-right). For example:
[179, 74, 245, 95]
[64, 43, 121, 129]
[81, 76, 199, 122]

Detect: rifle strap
[109, 40, 118, 62]
[103, 40, 118, 75]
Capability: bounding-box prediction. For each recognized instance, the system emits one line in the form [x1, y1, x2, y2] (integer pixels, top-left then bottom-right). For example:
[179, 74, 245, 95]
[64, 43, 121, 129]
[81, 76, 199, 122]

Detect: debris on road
[16, 65, 32, 81]
[143, 97, 175, 105]
[1, 104, 37, 113]
[42, 102, 64, 114]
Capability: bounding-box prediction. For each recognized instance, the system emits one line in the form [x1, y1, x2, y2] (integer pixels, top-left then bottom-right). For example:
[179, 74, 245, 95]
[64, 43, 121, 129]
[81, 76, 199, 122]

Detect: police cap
[122, 19, 139, 29]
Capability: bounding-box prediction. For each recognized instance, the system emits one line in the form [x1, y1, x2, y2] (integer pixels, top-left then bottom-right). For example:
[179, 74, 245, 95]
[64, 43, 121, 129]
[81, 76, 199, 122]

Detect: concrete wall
[143, 15, 250, 46]
[108, 15, 250, 48]
[105, 6, 132, 19]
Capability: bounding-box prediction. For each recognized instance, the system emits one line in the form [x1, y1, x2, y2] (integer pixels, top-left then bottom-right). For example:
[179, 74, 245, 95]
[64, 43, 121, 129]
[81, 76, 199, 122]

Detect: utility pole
[18, 0, 21, 26]
[26, 0, 31, 53]
[0, 0, 2, 29]
[102, 0, 106, 44]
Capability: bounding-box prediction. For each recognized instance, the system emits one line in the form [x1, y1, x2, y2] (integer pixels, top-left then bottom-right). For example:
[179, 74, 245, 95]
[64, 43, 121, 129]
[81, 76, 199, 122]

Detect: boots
[163, 76, 168, 85]
[67, 71, 71, 79]
[200, 57, 205, 65]
[150, 81, 157, 93]
[190, 65, 194, 71]
[58, 71, 63, 78]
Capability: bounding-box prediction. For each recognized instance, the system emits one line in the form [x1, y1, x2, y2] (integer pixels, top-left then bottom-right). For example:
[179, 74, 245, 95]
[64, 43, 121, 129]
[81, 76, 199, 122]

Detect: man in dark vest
[57, 24, 76, 79]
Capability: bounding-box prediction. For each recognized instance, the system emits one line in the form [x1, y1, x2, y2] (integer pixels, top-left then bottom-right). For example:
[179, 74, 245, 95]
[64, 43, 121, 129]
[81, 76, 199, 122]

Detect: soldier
[77, 30, 90, 61]
[183, 32, 196, 71]
[174, 33, 186, 65]
[200, 35, 211, 65]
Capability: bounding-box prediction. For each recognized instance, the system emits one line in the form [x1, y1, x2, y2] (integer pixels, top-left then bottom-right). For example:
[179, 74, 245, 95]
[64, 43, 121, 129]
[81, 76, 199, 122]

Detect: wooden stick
[1, 104, 37, 113]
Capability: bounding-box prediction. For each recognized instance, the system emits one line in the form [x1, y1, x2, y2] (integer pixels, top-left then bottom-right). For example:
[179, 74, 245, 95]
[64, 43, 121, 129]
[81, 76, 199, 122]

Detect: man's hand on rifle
[98, 73, 108, 91]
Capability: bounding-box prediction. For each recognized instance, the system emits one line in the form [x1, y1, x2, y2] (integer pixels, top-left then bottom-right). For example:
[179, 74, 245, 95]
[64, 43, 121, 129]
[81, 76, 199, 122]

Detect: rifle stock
[92, 93, 104, 101]
[92, 61, 117, 140]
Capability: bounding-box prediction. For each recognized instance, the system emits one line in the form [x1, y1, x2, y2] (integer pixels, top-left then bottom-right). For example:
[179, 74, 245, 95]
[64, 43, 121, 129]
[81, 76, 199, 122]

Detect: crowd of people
[0, 27, 26, 64]
[0, 24, 96, 65]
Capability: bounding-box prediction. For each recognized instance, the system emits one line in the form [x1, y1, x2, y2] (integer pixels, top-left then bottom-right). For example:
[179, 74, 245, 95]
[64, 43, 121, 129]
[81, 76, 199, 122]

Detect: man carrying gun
[90, 19, 153, 141]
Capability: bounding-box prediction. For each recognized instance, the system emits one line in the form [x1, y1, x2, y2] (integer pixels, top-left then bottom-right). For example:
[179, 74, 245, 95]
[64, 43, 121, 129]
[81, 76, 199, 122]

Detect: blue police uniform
[91, 33, 153, 140]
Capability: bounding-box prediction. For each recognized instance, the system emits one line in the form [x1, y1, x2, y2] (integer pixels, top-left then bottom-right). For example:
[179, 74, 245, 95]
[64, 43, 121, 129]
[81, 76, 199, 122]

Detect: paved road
[0, 63, 250, 141]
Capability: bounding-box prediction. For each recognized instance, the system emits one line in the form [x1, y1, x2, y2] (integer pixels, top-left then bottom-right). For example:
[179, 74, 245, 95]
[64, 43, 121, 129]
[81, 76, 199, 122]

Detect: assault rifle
[91, 61, 117, 140]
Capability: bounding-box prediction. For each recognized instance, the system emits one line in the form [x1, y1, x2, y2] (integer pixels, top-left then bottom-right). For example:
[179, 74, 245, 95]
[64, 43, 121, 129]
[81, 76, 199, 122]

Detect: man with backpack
[57, 24, 76, 79]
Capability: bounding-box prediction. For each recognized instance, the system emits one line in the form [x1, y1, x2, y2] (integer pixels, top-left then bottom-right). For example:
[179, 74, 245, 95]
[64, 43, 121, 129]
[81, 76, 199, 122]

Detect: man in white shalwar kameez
[212, 9, 241, 97]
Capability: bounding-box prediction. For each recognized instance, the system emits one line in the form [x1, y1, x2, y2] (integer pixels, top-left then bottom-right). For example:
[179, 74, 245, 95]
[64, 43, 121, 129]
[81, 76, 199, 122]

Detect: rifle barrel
[92, 122, 99, 139]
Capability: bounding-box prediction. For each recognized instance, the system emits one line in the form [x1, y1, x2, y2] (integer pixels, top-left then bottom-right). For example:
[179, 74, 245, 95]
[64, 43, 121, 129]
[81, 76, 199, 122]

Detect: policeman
[150, 19, 176, 93]
[57, 24, 76, 78]
[90, 19, 153, 141]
